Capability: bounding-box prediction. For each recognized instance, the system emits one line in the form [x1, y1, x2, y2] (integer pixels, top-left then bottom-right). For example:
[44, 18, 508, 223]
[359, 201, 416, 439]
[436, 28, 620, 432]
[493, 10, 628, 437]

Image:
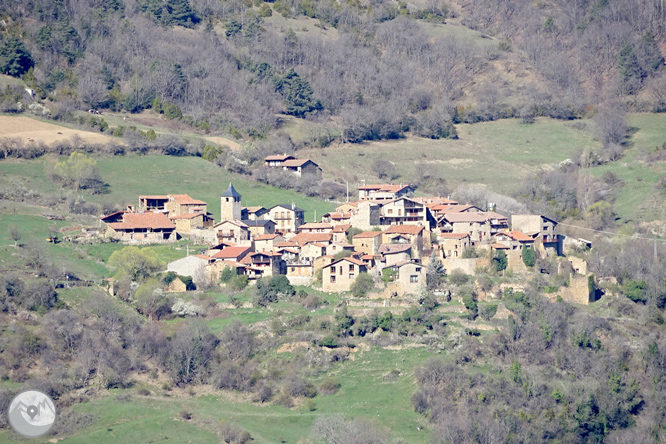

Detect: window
[349, 274, 355, 279]
[398, 209, 402, 216]
[410, 275, 418, 283]
[330, 276, 336, 283]
[388, 209, 393, 214]
[349, 264, 355, 272]
[291, 267, 296, 272]
[330, 266, 336, 274]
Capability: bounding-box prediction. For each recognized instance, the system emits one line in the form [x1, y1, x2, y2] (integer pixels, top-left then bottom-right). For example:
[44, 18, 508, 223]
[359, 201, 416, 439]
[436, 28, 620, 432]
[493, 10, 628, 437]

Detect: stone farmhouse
[264, 154, 322, 178]
[107, 182, 575, 297]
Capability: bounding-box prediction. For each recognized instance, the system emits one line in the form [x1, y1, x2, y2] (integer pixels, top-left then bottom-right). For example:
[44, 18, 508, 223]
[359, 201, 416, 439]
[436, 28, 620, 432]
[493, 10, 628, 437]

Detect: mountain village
[97, 155, 595, 305]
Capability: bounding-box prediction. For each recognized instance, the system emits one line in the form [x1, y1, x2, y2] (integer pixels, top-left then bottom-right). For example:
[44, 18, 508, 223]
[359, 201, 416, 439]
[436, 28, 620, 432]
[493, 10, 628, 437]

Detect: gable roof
[323, 256, 366, 269]
[481, 211, 508, 221]
[244, 219, 274, 227]
[254, 234, 281, 241]
[169, 194, 207, 205]
[270, 204, 305, 212]
[332, 224, 352, 233]
[170, 213, 203, 220]
[107, 212, 175, 230]
[439, 233, 470, 239]
[243, 206, 266, 214]
[221, 183, 241, 198]
[214, 219, 249, 228]
[212, 246, 252, 259]
[290, 232, 333, 246]
[275, 241, 299, 248]
[505, 230, 535, 242]
[353, 231, 383, 239]
[441, 212, 487, 223]
[265, 154, 295, 161]
[299, 222, 332, 230]
[385, 225, 424, 235]
[379, 244, 412, 255]
[358, 184, 412, 193]
[139, 195, 169, 200]
[388, 260, 423, 269]
[282, 158, 318, 168]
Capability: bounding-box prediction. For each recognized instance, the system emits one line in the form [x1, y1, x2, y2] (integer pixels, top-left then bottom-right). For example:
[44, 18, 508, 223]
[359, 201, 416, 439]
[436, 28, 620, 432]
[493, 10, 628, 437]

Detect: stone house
[332, 224, 352, 244]
[379, 197, 435, 229]
[298, 222, 333, 233]
[383, 224, 428, 255]
[242, 206, 268, 220]
[438, 212, 490, 245]
[281, 159, 322, 178]
[322, 257, 368, 293]
[211, 246, 252, 262]
[301, 242, 328, 262]
[358, 184, 414, 201]
[245, 219, 276, 238]
[494, 230, 535, 250]
[268, 204, 305, 234]
[170, 212, 214, 233]
[378, 244, 412, 267]
[247, 252, 285, 277]
[265, 154, 296, 167]
[384, 261, 426, 295]
[254, 234, 285, 253]
[290, 232, 333, 247]
[439, 233, 471, 258]
[104, 211, 176, 244]
[511, 214, 562, 255]
[164, 194, 208, 218]
[352, 231, 383, 255]
[213, 220, 250, 245]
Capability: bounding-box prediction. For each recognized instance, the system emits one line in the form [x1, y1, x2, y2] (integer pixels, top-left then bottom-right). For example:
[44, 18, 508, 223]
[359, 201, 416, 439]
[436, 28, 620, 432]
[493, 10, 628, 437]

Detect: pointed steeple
[221, 183, 241, 198]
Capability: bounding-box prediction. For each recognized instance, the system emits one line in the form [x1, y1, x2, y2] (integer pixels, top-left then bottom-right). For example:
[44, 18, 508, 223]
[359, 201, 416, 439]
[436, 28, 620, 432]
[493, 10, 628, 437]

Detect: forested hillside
[1, 0, 665, 143]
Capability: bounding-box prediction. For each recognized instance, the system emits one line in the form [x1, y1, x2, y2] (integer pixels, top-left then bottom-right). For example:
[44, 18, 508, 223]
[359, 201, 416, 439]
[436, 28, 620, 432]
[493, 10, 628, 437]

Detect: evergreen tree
[618, 42, 643, 94]
[492, 250, 508, 272]
[165, 0, 199, 27]
[275, 68, 322, 118]
[426, 251, 446, 291]
[638, 31, 663, 74]
[0, 37, 34, 77]
[521, 245, 536, 267]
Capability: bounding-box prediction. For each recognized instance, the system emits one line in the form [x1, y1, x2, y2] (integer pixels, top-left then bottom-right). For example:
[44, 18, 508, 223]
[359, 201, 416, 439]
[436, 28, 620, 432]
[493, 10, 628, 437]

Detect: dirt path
[0, 115, 116, 145]
[204, 136, 243, 151]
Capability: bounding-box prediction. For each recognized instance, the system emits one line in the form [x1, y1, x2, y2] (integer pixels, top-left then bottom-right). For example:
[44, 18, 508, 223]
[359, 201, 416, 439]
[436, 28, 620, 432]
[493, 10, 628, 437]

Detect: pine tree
[277, 68, 322, 118]
[638, 31, 663, 74]
[0, 37, 34, 77]
[165, 0, 199, 27]
[426, 251, 446, 291]
[618, 42, 643, 94]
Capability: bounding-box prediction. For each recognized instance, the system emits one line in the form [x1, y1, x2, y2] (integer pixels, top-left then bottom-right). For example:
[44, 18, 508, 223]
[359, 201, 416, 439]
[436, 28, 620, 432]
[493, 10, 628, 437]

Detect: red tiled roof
[255, 234, 281, 241]
[332, 224, 352, 233]
[481, 211, 508, 221]
[440, 233, 470, 239]
[358, 184, 411, 193]
[170, 213, 203, 220]
[353, 231, 383, 239]
[212, 246, 252, 259]
[276, 241, 299, 248]
[169, 194, 206, 205]
[506, 230, 535, 242]
[385, 225, 424, 235]
[107, 212, 175, 230]
[265, 154, 295, 161]
[325, 257, 366, 268]
[290, 232, 333, 247]
[441, 213, 487, 223]
[299, 223, 332, 230]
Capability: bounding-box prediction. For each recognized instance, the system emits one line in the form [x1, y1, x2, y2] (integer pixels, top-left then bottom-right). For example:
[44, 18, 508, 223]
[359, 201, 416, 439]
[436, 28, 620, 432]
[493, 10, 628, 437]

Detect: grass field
[0, 115, 117, 145]
[300, 117, 599, 192]
[0, 345, 435, 444]
[0, 155, 336, 223]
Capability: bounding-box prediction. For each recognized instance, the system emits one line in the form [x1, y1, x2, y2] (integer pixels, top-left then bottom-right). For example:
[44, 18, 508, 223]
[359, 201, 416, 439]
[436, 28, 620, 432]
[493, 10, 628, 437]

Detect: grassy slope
[301, 117, 598, 192]
[0, 155, 335, 222]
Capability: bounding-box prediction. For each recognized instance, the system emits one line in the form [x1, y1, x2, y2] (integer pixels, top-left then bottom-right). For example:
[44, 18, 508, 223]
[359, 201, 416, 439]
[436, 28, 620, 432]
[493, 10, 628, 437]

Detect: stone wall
[556, 274, 595, 305]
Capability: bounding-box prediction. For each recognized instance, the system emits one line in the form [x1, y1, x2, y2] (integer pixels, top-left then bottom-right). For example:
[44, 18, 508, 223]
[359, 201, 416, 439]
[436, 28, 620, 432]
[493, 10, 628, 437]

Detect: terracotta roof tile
[107, 212, 175, 230]
[282, 158, 316, 167]
[353, 231, 383, 238]
[290, 232, 333, 246]
[332, 224, 352, 233]
[170, 213, 203, 220]
[265, 154, 295, 161]
[379, 244, 412, 255]
[385, 225, 424, 235]
[254, 234, 281, 240]
[506, 230, 535, 242]
[299, 223, 332, 230]
[212, 246, 252, 259]
[169, 194, 207, 205]
[439, 233, 470, 239]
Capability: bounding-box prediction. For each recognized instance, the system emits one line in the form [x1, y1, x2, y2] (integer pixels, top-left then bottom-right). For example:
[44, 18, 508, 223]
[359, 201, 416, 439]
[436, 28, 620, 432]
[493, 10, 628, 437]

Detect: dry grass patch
[0, 115, 116, 145]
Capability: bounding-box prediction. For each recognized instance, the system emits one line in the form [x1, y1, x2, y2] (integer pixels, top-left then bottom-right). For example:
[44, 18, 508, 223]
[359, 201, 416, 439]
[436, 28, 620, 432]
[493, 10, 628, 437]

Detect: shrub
[625, 280, 648, 304]
[220, 267, 236, 283]
[351, 273, 374, 298]
[449, 269, 470, 285]
[522, 246, 536, 267]
[319, 378, 341, 395]
[230, 275, 249, 291]
[493, 250, 508, 272]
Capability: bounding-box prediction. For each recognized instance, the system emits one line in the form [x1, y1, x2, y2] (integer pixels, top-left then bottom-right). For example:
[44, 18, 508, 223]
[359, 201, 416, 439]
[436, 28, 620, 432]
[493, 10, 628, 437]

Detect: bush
[230, 275, 249, 291]
[220, 267, 236, 283]
[492, 250, 508, 272]
[522, 246, 536, 267]
[351, 273, 374, 298]
[449, 269, 470, 285]
[625, 280, 648, 304]
[319, 378, 341, 395]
